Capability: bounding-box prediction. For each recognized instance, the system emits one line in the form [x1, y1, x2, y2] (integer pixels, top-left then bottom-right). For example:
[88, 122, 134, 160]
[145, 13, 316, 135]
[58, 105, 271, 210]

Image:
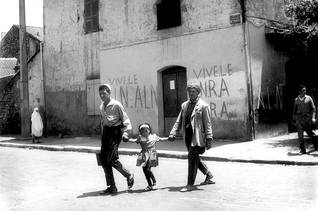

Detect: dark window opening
[157, 0, 181, 30]
[84, 0, 99, 34]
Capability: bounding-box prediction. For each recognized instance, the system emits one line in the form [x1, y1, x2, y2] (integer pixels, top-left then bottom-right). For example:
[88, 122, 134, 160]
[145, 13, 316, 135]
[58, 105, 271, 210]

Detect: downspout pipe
[40, 41, 47, 136]
[239, 0, 255, 140]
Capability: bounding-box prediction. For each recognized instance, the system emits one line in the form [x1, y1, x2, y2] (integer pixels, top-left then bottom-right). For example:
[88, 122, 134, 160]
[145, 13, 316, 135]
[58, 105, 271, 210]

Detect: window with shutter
[84, 0, 99, 34]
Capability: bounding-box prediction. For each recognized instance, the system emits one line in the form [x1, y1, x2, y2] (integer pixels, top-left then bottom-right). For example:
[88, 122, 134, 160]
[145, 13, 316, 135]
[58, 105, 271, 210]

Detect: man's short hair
[99, 84, 111, 93]
[186, 83, 201, 94]
[298, 84, 306, 93]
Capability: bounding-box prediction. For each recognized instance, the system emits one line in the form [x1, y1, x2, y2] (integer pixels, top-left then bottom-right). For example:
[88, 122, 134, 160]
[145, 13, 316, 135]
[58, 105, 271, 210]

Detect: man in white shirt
[98, 84, 134, 194]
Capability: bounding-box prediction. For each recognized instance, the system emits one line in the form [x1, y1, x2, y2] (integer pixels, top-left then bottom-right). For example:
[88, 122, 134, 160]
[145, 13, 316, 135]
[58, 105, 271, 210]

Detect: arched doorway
[162, 66, 187, 135]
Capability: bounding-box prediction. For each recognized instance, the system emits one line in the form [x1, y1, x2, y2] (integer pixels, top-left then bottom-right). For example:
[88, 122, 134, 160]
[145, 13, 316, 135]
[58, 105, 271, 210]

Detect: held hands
[122, 133, 129, 142]
[168, 135, 175, 142]
[312, 118, 316, 124]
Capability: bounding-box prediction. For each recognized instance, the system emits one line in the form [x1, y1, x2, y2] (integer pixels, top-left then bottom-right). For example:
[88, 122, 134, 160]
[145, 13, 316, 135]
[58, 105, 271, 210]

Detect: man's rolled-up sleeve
[118, 104, 132, 134]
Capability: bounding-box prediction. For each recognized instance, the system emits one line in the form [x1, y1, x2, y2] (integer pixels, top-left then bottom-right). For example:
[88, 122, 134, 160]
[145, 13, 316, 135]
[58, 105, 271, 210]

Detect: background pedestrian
[293, 85, 317, 154]
[31, 107, 43, 143]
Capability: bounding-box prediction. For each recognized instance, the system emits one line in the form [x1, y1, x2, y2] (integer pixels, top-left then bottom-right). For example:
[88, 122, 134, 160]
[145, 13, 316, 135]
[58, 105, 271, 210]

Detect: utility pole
[239, 0, 255, 140]
[19, 0, 30, 137]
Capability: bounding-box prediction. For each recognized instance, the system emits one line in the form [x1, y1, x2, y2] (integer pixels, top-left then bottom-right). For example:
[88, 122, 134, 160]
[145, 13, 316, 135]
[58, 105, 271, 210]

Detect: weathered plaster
[44, 0, 98, 92]
[43, 0, 290, 138]
[46, 91, 100, 135]
[244, 0, 289, 138]
[100, 26, 248, 138]
[245, 0, 288, 26]
[43, 0, 100, 134]
[99, 0, 242, 49]
[28, 54, 43, 110]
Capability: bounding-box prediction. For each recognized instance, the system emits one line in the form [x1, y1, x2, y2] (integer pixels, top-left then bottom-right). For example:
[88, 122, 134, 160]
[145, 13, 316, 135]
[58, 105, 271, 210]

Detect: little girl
[127, 123, 168, 191]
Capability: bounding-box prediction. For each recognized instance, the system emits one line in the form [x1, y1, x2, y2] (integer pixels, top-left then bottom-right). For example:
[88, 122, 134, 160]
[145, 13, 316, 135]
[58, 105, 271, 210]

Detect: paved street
[0, 147, 317, 211]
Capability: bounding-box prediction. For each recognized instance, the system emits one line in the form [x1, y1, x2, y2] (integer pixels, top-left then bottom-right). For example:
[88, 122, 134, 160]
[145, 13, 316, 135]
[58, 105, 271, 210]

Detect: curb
[1, 142, 318, 166]
[0, 142, 100, 153]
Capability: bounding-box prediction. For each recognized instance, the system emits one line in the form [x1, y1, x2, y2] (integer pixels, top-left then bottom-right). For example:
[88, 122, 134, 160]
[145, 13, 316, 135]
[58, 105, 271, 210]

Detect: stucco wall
[29, 54, 43, 110]
[43, 0, 288, 138]
[98, 0, 249, 138]
[99, 0, 242, 49]
[44, 0, 87, 91]
[43, 0, 100, 135]
[245, 0, 289, 138]
[43, 0, 249, 137]
[100, 26, 248, 138]
[248, 23, 289, 138]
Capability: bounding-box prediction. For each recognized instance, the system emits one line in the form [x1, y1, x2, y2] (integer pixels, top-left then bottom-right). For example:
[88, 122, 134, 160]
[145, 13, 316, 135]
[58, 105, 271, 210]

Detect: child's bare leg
[142, 166, 152, 187]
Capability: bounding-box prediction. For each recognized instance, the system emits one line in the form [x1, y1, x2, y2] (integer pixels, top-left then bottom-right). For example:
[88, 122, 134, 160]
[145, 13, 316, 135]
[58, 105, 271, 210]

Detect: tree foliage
[284, 0, 318, 55]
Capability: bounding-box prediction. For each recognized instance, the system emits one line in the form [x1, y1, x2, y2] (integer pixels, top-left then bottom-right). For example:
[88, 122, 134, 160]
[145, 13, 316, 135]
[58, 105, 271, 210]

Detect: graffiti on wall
[257, 84, 283, 110]
[192, 64, 237, 119]
[255, 84, 285, 123]
[105, 63, 243, 120]
[106, 74, 157, 109]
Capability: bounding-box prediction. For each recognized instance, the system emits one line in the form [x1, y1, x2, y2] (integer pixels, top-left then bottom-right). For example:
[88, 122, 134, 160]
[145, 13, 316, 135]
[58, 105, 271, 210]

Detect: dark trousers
[296, 117, 317, 150]
[100, 126, 131, 187]
[185, 126, 210, 186]
[142, 162, 156, 186]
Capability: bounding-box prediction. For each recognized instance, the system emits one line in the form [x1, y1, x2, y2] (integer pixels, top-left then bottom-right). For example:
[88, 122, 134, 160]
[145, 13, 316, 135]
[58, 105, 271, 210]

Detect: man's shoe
[144, 186, 153, 191]
[152, 183, 157, 190]
[200, 172, 215, 185]
[101, 186, 117, 195]
[127, 174, 134, 189]
[180, 185, 196, 192]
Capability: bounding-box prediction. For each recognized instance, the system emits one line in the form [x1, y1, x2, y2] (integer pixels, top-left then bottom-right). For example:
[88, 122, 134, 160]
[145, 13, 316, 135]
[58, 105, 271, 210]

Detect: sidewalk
[1, 132, 318, 165]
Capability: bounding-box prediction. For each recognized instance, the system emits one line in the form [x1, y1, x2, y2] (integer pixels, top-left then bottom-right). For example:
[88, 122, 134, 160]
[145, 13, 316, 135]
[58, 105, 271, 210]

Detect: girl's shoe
[200, 172, 215, 185]
[144, 186, 153, 191]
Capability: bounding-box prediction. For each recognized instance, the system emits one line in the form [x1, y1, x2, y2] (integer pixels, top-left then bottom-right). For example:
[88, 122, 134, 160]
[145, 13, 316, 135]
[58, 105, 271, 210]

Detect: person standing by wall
[31, 107, 43, 143]
[98, 84, 134, 194]
[293, 85, 317, 154]
[169, 83, 215, 192]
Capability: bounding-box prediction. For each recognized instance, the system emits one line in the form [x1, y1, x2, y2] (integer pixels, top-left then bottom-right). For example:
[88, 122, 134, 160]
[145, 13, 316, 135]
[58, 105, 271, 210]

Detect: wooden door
[162, 67, 187, 135]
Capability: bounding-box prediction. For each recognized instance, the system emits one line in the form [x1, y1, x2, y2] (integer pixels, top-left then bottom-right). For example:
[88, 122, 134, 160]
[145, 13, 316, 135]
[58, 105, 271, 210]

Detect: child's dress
[136, 134, 159, 167]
